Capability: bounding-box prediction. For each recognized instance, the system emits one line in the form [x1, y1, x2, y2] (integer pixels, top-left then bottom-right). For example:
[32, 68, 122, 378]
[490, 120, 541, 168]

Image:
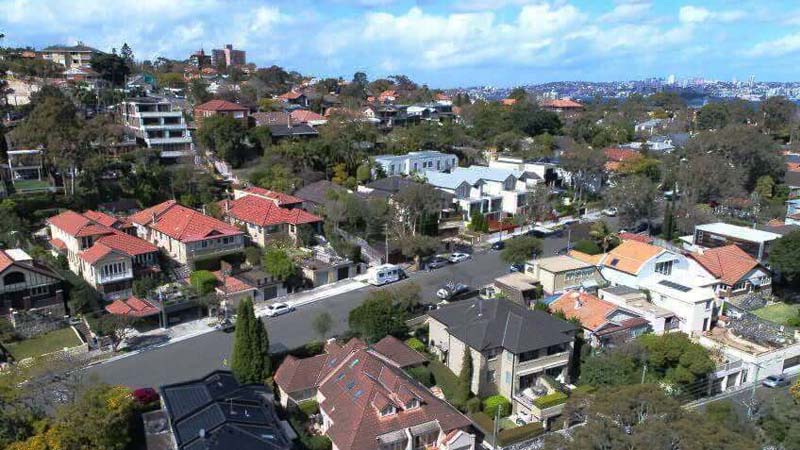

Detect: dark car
[427, 256, 450, 269]
[509, 263, 524, 273]
[132, 387, 159, 405]
[437, 281, 471, 301]
[491, 241, 505, 250]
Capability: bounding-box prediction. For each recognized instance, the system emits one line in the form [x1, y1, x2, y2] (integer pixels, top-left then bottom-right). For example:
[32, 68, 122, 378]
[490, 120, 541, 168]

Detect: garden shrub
[482, 395, 512, 418]
[465, 397, 482, 414]
[497, 422, 545, 446]
[533, 391, 568, 409]
[572, 239, 601, 255]
[298, 400, 319, 417]
[405, 337, 426, 352]
[407, 366, 433, 387]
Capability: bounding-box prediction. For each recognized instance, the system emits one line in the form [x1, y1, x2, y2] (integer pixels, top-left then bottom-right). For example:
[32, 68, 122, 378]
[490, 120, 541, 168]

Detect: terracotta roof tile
[243, 187, 304, 206]
[290, 109, 326, 123]
[83, 210, 119, 227]
[221, 195, 321, 227]
[195, 99, 248, 112]
[600, 240, 664, 275]
[95, 232, 158, 256]
[49, 238, 66, 251]
[618, 232, 654, 244]
[0, 250, 14, 273]
[79, 243, 117, 264]
[542, 98, 583, 109]
[371, 336, 427, 368]
[689, 245, 760, 286]
[130, 200, 242, 243]
[48, 210, 112, 237]
[550, 291, 617, 331]
[212, 271, 255, 294]
[105, 296, 160, 317]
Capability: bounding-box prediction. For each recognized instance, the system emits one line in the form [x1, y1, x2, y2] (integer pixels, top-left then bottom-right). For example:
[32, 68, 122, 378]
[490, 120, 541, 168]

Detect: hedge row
[532, 391, 568, 409]
[497, 421, 545, 446]
[428, 360, 461, 402]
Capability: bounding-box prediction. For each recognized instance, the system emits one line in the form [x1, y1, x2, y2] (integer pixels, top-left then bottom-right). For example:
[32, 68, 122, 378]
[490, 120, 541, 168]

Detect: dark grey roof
[42, 44, 101, 53]
[366, 176, 419, 194]
[160, 371, 290, 450]
[757, 223, 800, 236]
[785, 170, 800, 188]
[428, 298, 576, 354]
[293, 180, 348, 205]
[267, 123, 318, 138]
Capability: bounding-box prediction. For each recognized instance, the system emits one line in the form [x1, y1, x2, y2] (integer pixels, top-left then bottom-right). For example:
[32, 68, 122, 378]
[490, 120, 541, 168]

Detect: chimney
[573, 292, 583, 310]
[151, 211, 156, 224]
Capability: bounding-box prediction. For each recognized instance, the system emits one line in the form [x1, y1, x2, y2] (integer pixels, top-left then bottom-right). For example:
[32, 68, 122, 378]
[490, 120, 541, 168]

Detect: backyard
[12, 179, 53, 192]
[4, 327, 82, 361]
[752, 303, 800, 326]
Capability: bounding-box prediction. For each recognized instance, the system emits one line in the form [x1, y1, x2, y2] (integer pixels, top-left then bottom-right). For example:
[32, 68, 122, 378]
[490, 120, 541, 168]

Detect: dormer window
[405, 398, 419, 410]
[380, 405, 396, 417]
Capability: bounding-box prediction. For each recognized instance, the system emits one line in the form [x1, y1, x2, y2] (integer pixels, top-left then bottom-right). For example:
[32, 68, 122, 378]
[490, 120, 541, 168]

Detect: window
[733, 280, 749, 292]
[705, 300, 712, 311]
[380, 405, 396, 416]
[405, 398, 419, 410]
[487, 370, 496, 382]
[3, 272, 25, 285]
[504, 372, 511, 384]
[655, 260, 674, 275]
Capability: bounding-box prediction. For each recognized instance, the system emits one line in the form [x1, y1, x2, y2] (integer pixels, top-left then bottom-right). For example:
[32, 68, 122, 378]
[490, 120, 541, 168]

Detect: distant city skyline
[3, 0, 800, 88]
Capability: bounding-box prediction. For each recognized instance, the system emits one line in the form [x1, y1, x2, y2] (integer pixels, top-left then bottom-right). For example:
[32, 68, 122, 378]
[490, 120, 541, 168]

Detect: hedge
[405, 337, 426, 352]
[497, 422, 545, 446]
[571, 239, 601, 255]
[468, 412, 495, 434]
[532, 391, 568, 409]
[482, 395, 511, 418]
[407, 366, 433, 387]
[428, 360, 461, 402]
[571, 385, 597, 396]
[297, 400, 319, 417]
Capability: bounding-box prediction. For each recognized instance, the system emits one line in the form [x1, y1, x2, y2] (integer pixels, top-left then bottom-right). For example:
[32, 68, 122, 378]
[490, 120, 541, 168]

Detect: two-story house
[687, 245, 772, 305]
[373, 150, 458, 177]
[220, 192, 323, 247]
[687, 222, 781, 262]
[129, 200, 244, 267]
[0, 249, 65, 317]
[524, 255, 604, 295]
[193, 99, 249, 129]
[428, 298, 578, 423]
[587, 240, 689, 289]
[47, 210, 160, 300]
[274, 337, 475, 450]
[549, 291, 649, 348]
[639, 275, 718, 334]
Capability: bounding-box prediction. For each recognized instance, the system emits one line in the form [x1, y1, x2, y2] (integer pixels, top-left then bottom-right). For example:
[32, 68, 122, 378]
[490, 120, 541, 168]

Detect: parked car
[448, 252, 471, 263]
[509, 263, 524, 273]
[491, 241, 505, 250]
[762, 374, 790, 388]
[215, 318, 235, 332]
[265, 302, 295, 317]
[602, 207, 618, 216]
[427, 256, 450, 269]
[561, 218, 579, 226]
[436, 281, 471, 300]
[132, 387, 159, 405]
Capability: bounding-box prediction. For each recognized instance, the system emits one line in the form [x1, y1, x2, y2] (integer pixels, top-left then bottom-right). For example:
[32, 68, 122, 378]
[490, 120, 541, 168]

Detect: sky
[2, 0, 800, 88]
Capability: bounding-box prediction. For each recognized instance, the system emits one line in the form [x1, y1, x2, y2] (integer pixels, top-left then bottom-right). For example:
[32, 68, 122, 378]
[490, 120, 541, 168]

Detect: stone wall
[8, 303, 67, 338]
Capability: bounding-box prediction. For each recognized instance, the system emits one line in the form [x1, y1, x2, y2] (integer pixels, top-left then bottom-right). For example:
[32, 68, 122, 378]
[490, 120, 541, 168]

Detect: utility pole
[641, 362, 648, 384]
[746, 363, 761, 420]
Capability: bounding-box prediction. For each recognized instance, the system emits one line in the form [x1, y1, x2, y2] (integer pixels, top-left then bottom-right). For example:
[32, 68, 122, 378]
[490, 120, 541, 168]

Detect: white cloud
[679, 5, 745, 24]
[599, 1, 652, 23]
[746, 32, 800, 57]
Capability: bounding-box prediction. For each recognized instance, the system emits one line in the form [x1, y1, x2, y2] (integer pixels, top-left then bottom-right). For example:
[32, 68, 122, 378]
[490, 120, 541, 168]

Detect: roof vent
[199, 428, 206, 439]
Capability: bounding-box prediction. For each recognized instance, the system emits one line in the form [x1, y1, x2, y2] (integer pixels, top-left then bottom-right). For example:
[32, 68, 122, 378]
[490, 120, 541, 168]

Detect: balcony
[97, 270, 133, 284]
[516, 351, 570, 375]
[190, 242, 243, 260]
[146, 136, 193, 145]
[136, 110, 182, 118]
[142, 123, 186, 130]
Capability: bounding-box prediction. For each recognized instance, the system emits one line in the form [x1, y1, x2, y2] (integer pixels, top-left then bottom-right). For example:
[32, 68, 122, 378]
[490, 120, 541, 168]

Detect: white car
[448, 252, 471, 263]
[602, 207, 618, 216]
[265, 302, 294, 317]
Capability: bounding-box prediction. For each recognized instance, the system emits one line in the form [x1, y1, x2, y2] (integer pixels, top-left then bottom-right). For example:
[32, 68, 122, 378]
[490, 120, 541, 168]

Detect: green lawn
[752, 303, 800, 325]
[13, 179, 52, 192]
[5, 327, 82, 361]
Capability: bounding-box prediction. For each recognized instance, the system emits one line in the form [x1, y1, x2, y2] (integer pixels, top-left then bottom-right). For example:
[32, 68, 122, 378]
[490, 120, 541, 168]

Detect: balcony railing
[516, 351, 570, 374]
[97, 271, 133, 284]
[190, 243, 243, 259]
[136, 110, 182, 118]
[142, 124, 186, 130]
[146, 136, 193, 145]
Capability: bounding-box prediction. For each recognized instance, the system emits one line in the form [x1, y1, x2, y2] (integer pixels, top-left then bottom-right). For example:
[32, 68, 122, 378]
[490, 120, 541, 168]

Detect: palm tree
[590, 220, 617, 253]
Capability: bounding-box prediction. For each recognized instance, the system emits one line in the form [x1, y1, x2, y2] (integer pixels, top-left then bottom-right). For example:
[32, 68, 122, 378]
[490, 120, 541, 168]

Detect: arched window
[3, 272, 25, 285]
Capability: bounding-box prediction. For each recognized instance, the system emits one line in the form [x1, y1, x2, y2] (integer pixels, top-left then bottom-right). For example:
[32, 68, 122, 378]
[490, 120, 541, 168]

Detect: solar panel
[353, 389, 364, 399]
[336, 372, 345, 381]
[345, 380, 356, 391]
[610, 258, 619, 266]
[658, 279, 691, 292]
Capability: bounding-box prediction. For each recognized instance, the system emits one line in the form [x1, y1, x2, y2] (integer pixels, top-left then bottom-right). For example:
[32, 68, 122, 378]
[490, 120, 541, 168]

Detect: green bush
[303, 435, 332, 450]
[482, 395, 512, 418]
[465, 397, 482, 413]
[429, 360, 461, 404]
[572, 239, 601, 255]
[405, 337, 426, 352]
[570, 385, 597, 396]
[298, 400, 319, 417]
[498, 422, 545, 446]
[190, 270, 218, 295]
[407, 366, 433, 387]
[244, 247, 262, 266]
[533, 391, 568, 409]
[468, 412, 495, 433]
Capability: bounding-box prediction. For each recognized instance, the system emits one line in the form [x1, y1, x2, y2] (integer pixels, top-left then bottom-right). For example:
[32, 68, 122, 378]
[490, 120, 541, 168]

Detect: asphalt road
[86, 220, 614, 388]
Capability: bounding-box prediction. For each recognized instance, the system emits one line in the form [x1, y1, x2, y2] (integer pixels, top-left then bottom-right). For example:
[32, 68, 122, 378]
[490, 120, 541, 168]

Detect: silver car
[448, 252, 471, 264]
[265, 302, 295, 317]
[762, 374, 790, 388]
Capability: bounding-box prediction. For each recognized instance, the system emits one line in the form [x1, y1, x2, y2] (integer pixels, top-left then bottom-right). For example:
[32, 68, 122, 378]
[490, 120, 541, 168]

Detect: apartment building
[39, 43, 101, 69]
[0, 249, 64, 317]
[488, 156, 557, 186]
[428, 298, 577, 422]
[423, 166, 532, 221]
[47, 210, 160, 300]
[524, 255, 604, 295]
[119, 97, 192, 159]
[130, 200, 244, 267]
[212, 44, 246, 68]
[274, 338, 475, 450]
[373, 150, 458, 177]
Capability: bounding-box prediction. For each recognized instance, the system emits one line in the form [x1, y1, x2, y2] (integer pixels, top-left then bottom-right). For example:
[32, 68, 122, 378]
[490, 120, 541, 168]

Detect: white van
[367, 264, 403, 286]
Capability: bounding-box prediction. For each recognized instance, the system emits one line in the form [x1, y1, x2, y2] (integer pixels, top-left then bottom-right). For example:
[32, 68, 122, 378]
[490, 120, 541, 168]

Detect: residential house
[252, 111, 291, 127]
[39, 43, 101, 69]
[277, 90, 309, 107]
[634, 118, 666, 134]
[604, 147, 641, 173]
[47, 210, 160, 300]
[0, 249, 64, 317]
[785, 198, 800, 225]
[423, 166, 532, 222]
[274, 338, 475, 450]
[129, 200, 244, 267]
[428, 298, 578, 423]
[193, 99, 249, 129]
[493, 272, 541, 306]
[639, 275, 717, 333]
[266, 123, 319, 141]
[290, 109, 327, 127]
[549, 291, 649, 348]
[598, 285, 680, 334]
[220, 190, 322, 247]
[488, 155, 557, 186]
[377, 89, 398, 103]
[540, 98, 583, 115]
[293, 180, 349, 211]
[592, 240, 689, 289]
[373, 151, 458, 177]
[233, 186, 305, 208]
[687, 222, 781, 262]
[211, 44, 246, 67]
[785, 170, 800, 197]
[143, 371, 290, 450]
[119, 97, 192, 160]
[687, 245, 772, 304]
[105, 295, 160, 319]
[524, 255, 604, 296]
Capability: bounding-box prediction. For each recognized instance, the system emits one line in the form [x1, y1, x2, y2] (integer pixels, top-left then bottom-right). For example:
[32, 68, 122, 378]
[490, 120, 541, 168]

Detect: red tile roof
[370, 336, 427, 368]
[604, 147, 640, 162]
[48, 210, 114, 238]
[222, 195, 322, 227]
[130, 200, 242, 243]
[689, 245, 761, 286]
[79, 243, 117, 264]
[278, 90, 304, 100]
[550, 291, 618, 331]
[213, 271, 255, 294]
[96, 232, 158, 256]
[0, 250, 14, 273]
[290, 109, 326, 123]
[49, 238, 66, 251]
[618, 232, 654, 244]
[243, 187, 304, 206]
[542, 98, 584, 109]
[195, 99, 248, 112]
[275, 338, 367, 394]
[105, 296, 160, 317]
[501, 98, 517, 106]
[316, 344, 472, 450]
[83, 210, 119, 227]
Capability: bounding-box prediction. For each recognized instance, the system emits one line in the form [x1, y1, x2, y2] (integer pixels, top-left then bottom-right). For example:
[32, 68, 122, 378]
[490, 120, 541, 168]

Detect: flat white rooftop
[696, 223, 781, 243]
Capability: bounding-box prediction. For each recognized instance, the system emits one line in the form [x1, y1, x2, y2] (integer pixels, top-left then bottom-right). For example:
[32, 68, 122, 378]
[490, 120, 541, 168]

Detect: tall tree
[500, 236, 542, 265]
[769, 230, 800, 284]
[90, 52, 131, 86]
[589, 220, 618, 253]
[606, 174, 658, 229]
[312, 311, 333, 341]
[458, 347, 473, 402]
[119, 42, 134, 65]
[348, 291, 409, 343]
[561, 146, 607, 201]
[231, 299, 270, 383]
[197, 114, 253, 167]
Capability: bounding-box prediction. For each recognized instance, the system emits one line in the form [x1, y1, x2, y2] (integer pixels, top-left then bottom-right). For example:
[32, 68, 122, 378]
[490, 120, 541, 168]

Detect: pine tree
[458, 347, 473, 403]
[251, 305, 271, 380]
[231, 299, 255, 383]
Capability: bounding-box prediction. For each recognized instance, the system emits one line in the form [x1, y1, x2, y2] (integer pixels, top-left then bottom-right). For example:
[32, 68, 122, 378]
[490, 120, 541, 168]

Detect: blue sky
[2, 0, 800, 87]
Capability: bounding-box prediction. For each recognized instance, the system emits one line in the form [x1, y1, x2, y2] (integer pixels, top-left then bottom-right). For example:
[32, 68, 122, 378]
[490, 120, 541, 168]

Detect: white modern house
[119, 97, 193, 160]
[639, 275, 717, 334]
[373, 151, 458, 177]
[488, 156, 554, 186]
[684, 223, 781, 262]
[423, 166, 530, 221]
